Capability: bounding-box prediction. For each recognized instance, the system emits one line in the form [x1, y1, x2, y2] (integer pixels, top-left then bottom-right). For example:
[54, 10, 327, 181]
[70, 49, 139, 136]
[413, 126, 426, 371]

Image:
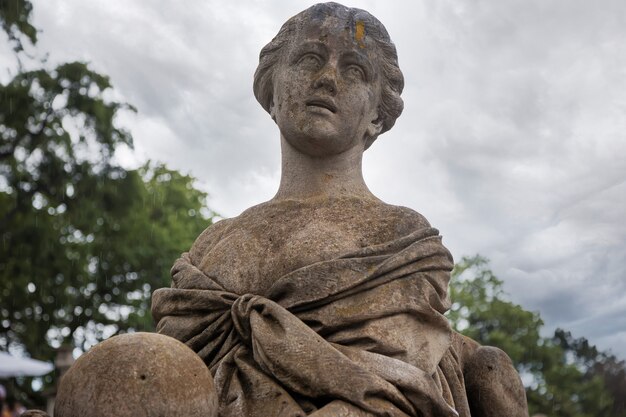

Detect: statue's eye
[345, 65, 366, 81]
[297, 54, 323, 70]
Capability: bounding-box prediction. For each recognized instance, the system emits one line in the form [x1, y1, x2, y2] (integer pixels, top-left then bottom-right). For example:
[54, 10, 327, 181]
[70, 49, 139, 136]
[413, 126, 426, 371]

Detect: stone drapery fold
[152, 227, 459, 416]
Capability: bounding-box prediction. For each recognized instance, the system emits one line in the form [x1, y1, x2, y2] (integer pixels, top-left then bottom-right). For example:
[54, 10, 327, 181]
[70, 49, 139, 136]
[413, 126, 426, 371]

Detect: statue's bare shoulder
[185, 199, 434, 294]
[187, 217, 235, 265]
[190, 198, 431, 259]
[378, 202, 432, 236]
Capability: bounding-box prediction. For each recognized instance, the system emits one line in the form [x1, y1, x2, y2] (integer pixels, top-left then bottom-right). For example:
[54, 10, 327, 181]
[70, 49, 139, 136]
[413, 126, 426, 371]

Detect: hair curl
[253, 2, 404, 145]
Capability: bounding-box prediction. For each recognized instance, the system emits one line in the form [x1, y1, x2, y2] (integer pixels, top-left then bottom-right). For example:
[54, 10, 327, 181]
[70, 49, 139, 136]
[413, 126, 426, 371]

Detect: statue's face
[270, 16, 383, 157]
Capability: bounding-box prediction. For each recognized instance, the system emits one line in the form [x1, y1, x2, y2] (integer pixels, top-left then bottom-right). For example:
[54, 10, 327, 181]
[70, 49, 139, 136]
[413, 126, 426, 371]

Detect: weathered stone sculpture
[151, 2, 529, 416]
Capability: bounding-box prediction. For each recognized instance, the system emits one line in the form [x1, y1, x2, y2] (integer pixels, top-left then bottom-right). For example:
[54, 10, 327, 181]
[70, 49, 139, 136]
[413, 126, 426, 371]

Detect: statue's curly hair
[253, 2, 404, 147]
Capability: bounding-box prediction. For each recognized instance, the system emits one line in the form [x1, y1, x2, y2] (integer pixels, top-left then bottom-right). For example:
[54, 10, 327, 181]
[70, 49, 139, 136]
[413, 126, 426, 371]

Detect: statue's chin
[281, 123, 363, 158]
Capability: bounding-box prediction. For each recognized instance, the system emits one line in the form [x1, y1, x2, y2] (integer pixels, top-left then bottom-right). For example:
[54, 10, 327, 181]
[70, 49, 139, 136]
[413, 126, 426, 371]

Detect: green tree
[448, 255, 620, 417]
[0, 0, 36, 53]
[553, 329, 626, 417]
[1, 0, 214, 405]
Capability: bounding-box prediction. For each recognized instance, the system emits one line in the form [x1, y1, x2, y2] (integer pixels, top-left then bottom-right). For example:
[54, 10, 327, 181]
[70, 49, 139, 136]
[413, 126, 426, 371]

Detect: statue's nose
[312, 66, 337, 95]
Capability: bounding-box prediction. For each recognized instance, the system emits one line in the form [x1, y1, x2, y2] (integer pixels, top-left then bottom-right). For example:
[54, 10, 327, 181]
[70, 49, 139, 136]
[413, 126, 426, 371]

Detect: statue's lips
[305, 99, 337, 113]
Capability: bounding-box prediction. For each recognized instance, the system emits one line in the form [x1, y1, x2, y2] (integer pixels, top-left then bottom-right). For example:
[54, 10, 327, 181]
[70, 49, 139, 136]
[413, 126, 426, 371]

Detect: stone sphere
[55, 332, 217, 417]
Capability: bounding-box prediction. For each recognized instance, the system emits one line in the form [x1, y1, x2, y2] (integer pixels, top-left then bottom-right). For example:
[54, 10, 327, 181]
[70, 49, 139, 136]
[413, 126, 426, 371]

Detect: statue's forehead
[295, 15, 352, 38]
[291, 15, 378, 53]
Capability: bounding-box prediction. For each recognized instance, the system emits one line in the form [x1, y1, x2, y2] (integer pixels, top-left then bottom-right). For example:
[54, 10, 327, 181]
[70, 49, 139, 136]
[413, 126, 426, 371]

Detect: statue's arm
[455, 333, 529, 417]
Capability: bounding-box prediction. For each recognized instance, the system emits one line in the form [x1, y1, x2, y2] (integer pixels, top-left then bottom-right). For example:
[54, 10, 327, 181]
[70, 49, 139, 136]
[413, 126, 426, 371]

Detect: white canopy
[0, 351, 54, 378]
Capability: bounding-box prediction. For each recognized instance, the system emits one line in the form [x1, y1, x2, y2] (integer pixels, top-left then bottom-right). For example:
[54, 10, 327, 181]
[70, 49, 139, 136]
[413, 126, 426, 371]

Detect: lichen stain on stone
[355, 20, 366, 48]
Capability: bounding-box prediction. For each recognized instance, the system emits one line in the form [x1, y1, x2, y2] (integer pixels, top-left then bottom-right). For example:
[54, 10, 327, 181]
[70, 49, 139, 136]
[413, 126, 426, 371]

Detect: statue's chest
[197, 217, 370, 295]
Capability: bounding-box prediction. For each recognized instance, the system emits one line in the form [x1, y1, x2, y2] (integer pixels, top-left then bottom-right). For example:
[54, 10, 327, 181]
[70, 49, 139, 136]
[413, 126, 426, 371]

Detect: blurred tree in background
[448, 256, 626, 417]
[0, 0, 213, 405]
[0, 0, 36, 53]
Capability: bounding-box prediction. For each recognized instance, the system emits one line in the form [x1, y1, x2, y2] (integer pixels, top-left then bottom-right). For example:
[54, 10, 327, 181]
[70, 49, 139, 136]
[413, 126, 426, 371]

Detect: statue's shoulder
[376, 202, 432, 235]
[188, 217, 236, 263]
[186, 202, 272, 262]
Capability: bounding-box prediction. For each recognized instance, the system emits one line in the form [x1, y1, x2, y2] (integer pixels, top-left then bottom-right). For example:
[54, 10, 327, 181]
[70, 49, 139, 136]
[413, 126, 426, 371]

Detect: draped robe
[152, 218, 472, 417]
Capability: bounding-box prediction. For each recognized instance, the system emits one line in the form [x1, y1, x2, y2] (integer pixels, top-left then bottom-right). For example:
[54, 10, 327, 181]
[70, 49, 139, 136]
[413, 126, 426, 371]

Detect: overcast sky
[4, 0, 625, 359]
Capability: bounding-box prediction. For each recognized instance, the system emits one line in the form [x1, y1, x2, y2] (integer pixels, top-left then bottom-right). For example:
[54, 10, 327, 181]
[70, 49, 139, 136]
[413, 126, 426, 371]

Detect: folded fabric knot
[231, 293, 261, 345]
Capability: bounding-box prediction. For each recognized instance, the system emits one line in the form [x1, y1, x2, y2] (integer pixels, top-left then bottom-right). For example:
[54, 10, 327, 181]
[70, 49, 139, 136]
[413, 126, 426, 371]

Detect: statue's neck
[273, 135, 376, 201]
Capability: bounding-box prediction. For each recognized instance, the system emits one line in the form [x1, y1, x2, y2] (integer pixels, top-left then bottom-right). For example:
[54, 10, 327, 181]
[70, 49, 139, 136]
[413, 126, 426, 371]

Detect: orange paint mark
[355, 20, 366, 48]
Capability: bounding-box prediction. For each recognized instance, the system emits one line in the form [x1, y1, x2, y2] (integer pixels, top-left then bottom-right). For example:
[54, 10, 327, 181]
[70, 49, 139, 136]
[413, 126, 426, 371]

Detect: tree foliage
[0, 0, 36, 52]
[448, 255, 626, 417]
[1, 0, 214, 405]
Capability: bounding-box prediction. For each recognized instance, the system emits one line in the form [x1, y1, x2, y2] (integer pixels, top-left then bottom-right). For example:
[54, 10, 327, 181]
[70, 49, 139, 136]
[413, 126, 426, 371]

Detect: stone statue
[150, 3, 529, 416]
